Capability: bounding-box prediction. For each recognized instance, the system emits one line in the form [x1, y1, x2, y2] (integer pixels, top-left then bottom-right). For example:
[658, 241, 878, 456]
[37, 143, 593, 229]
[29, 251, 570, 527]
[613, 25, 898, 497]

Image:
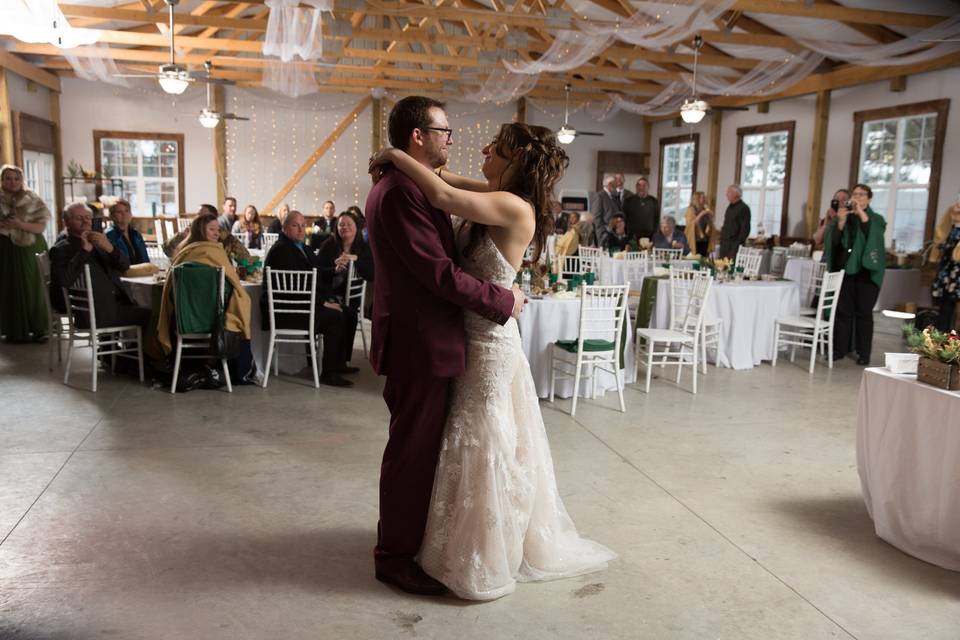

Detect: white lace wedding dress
[418, 220, 616, 601]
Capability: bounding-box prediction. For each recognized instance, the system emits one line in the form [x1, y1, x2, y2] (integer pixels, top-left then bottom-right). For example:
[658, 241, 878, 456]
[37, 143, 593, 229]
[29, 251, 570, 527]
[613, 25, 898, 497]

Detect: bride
[372, 122, 615, 600]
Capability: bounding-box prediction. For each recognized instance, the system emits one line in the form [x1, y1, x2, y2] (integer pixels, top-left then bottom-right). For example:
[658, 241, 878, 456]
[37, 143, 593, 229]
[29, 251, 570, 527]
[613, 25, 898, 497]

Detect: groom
[366, 96, 524, 595]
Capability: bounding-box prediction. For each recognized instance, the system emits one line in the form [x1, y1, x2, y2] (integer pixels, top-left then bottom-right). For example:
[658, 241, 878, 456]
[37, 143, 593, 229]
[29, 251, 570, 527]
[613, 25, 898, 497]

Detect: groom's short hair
[388, 96, 446, 151]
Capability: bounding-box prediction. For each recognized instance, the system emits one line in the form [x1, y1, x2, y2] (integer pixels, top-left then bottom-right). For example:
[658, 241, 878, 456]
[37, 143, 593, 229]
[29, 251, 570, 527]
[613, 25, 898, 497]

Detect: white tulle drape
[575, 0, 736, 48]
[609, 82, 690, 115]
[63, 45, 128, 86]
[691, 49, 825, 96]
[797, 15, 960, 66]
[0, 0, 101, 48]
[460, 69, 539, 104]
[261, 0, 332, 97]
[504, 30, 611, 75]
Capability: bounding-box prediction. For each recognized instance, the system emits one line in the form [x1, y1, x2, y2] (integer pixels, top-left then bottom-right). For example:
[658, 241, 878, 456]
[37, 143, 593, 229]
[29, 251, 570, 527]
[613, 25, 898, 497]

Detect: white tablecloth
[856, 367, 960, 571]
[783, 257, 817, 286]
[597, 256, 697, 286]
[645, 277, 801, 370]
[518, 296, 635, 398]
[122, 276, 288, 375]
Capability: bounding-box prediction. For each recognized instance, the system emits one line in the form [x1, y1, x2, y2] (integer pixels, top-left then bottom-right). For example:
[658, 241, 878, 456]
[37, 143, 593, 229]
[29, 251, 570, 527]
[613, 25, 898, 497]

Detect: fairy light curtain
[224, 89, 371, 214]
[433, 102, 517, 181]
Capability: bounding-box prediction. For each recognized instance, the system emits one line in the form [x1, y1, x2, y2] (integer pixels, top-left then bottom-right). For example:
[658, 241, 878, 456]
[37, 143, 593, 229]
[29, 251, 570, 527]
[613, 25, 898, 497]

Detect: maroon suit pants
[375, 372, 452, 567]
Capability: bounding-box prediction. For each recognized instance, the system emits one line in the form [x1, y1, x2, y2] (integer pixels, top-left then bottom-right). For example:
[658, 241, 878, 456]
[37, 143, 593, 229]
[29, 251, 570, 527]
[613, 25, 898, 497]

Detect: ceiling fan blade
[221, 114, 249, 121]
[189, 73, 236, 86]
[711, 106, 749, 112]
[576, 131, 605, 136]
[112, 74, 157, 78]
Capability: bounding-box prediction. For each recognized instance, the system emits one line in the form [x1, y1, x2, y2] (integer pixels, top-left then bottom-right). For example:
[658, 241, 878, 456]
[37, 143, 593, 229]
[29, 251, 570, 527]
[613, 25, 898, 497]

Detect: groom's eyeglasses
[424, 127, 454, 141]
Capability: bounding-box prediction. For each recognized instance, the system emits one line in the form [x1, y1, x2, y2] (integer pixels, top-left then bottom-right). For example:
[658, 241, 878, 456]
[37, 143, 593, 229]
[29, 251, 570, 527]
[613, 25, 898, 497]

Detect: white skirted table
[597, 255, 697, 286]
[644, 277, 801, 369]
[517, 295, 636, 399]
[783, 257, 817, 289]
[856, 367, 960, 571]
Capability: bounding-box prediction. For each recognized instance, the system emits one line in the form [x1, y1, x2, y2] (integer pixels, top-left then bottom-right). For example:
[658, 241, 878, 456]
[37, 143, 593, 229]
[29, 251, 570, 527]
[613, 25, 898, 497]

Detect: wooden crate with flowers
[905, 326, 960, 390]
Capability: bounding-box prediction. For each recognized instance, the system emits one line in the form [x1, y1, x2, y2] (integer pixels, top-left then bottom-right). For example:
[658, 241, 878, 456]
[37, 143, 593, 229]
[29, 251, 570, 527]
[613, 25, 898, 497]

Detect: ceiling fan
[198, 62, 249, 128]
[556, 84, 604, 144]
[113, 0, 234, 94]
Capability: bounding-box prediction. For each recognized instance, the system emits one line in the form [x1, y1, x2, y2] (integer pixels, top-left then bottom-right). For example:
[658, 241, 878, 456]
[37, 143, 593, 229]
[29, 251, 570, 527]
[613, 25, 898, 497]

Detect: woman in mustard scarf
[0, 164, 50, 342]
[929, 202, 960, 331]
[824, 183, 886, 365]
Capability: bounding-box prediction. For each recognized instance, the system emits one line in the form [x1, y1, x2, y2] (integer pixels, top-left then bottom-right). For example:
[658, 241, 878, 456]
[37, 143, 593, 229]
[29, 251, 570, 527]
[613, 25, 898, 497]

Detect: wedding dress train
[418, 220, 616, 601]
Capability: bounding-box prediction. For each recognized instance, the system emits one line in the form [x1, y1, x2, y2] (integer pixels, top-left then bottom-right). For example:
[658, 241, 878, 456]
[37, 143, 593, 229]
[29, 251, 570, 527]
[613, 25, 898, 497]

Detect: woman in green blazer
[824, 183, 886, 365]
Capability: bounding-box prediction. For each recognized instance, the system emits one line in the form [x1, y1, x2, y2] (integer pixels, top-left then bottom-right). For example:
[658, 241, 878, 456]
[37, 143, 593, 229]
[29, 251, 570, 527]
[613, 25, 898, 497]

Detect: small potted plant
[905, 326, 960, 390]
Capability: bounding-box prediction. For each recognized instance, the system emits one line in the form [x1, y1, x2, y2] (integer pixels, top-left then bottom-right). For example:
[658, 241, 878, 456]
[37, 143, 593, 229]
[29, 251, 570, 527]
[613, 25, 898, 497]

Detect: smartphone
[92, 217, 104, 232]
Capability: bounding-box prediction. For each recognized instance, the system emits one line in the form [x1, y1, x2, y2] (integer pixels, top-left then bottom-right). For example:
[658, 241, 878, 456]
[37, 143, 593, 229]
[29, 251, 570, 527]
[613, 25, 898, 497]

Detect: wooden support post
[371, 96, 382, 153]
[516, 97, 526, 124]
[757, 101, 769, 114]
[51, 89, 64, 221]
[0, 71, 14, 167]
[806, 90, 831, 238]
[890, 76, 907, 92]
[213, 84, 227, 208]
[672, 117, 682, 128]
[264, 96, 372, 213]
[706, 110, 723, 211]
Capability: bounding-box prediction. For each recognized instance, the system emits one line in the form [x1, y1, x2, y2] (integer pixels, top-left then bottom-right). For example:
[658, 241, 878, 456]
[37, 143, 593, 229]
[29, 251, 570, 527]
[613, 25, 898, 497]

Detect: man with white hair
[591, 175, 621, 247]
[49, 202, 150, 329]
[719, 184, 751, 259]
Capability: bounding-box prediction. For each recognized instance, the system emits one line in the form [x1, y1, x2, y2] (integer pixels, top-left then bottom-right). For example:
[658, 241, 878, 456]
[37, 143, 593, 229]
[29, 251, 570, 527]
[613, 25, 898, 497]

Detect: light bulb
[557, 125, 576, 145]
[158, 76, 189, 94]
[198, 110, 220, 128]
[680, 99, 708, 124]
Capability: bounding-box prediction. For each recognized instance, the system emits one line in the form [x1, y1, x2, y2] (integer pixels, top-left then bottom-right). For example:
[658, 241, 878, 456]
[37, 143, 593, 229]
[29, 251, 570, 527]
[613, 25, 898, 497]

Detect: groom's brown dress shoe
[376, 561, 448, 596]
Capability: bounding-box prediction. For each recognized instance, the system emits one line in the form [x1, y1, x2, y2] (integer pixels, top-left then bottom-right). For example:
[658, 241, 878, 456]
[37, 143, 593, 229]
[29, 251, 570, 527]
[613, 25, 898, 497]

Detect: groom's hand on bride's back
[510, 284, 526, 320]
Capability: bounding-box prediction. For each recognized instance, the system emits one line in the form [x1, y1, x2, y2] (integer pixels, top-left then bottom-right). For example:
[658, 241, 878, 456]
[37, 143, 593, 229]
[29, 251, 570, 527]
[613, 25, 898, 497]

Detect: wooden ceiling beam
[815, 0, 902, 45]
[0, 50, 61, 92]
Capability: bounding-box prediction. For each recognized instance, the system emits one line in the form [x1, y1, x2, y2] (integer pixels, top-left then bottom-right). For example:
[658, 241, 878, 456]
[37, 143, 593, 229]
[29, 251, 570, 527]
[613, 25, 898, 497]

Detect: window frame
[657, 133, 699, 222]
[734, 121, 796, 239]
[93, 130, 186, 216]
[848, 99, 950, 248]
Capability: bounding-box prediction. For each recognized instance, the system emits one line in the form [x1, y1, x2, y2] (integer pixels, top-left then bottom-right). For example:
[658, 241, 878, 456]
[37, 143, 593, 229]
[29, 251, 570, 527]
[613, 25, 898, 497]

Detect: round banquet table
[857, 367, 960, 571]
[597, 255, 697, 286]
[783, 257, 817, 290]
[517, 295, 636, 399]
[644, 276, 801, 370]
[121, 275, 301, 376]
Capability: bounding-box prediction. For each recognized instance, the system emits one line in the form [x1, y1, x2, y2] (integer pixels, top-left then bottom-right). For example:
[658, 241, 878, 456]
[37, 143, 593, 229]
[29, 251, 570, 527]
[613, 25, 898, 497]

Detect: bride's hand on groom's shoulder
[368, 148, 396, 185]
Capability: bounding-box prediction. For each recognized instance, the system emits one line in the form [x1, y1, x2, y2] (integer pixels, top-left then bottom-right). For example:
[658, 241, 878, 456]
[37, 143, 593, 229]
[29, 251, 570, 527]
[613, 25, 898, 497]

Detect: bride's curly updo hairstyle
[460, 122, 569, 263]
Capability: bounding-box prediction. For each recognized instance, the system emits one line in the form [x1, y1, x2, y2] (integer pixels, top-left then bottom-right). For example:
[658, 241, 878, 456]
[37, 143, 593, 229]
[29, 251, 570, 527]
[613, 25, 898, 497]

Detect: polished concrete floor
[1, 318, 958, 640]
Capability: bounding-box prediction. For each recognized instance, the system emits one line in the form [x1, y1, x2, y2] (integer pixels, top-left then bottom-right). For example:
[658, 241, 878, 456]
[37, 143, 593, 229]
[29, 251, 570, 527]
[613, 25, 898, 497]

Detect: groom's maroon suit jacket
[366, 167, 514, 378]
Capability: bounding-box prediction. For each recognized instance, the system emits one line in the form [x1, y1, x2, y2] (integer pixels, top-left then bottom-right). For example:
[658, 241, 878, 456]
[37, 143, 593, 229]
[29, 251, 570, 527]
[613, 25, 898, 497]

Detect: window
[851, 100, 950, 252]
[657, 134, 698, 221]
[94, 131, 185, 216]
[735, 122, 795, 238]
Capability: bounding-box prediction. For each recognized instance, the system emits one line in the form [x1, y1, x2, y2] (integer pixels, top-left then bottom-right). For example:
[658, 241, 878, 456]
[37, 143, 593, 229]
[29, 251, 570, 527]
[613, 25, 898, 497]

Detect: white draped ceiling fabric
[261, 0, 333, 97]
[0, 0, 101, 48]
[797, 15, 960, 66]
[63, 45, 128, 86]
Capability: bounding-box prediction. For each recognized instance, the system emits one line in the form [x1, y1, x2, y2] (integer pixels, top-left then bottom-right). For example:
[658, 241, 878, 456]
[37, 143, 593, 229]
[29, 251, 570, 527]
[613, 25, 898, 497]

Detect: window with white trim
[658, 138, 697, 220]
[97, 136, 181, 216]
[738, 129, 790, 238]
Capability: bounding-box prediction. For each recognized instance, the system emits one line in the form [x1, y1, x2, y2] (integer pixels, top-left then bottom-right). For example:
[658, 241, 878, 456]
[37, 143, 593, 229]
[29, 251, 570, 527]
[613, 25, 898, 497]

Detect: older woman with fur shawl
[0, 164, 50, 342]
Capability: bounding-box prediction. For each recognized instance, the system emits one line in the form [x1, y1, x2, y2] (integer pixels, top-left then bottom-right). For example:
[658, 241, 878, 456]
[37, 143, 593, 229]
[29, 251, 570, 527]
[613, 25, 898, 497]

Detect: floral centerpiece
[905, 326, 960, 390]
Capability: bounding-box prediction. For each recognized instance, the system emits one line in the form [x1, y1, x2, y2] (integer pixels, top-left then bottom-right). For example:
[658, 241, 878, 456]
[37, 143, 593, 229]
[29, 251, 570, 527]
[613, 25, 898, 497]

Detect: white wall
[59, 77, 217, 213]
[6, 70, 52, 121]
[648, 66, 960, 238]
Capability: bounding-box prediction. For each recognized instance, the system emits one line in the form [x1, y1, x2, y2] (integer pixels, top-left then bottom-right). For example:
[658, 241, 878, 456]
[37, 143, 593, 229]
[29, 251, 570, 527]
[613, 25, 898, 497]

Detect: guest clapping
[601, 215, 631, 253]
[813, 189, 850, 250]
[824, 183, 886, 365]
[651, 216, 690, 253]
[317, 210, 373, 305]
[0, 164, 50, 342]
[930, 201, 960, 331]
[106, 200, 149, 265]
[231, 205, 264, 250]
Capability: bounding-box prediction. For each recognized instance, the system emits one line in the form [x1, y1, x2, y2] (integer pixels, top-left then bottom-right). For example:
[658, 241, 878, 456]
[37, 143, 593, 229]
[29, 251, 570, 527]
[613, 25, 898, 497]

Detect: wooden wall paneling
[596, 151, 649, 192]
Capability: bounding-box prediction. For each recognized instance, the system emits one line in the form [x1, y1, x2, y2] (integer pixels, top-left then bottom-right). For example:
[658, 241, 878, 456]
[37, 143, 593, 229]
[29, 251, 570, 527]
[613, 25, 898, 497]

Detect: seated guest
[601, 214, 631, 253]
[574, 211, 597, 248]
[267, 203, 290, 234]
[262, 211, 356, 387]
[316, 210, 374, 305]
[231, 204, 264, 249]
[346, 205, 368, 242]
[317, 200, 336, 233]
[49, 202, 150, 330]
[163, 206, 254, 273]
[106, 199, 149, 265]
[217, 196, 238, 232]
[651, 216, 690, 253]
[156, 213, 254, 378]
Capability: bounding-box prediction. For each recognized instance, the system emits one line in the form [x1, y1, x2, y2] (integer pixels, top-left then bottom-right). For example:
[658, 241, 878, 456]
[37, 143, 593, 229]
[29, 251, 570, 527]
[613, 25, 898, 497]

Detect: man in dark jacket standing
[622, 176, 659, 241]
[719, 184, 751, 259]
